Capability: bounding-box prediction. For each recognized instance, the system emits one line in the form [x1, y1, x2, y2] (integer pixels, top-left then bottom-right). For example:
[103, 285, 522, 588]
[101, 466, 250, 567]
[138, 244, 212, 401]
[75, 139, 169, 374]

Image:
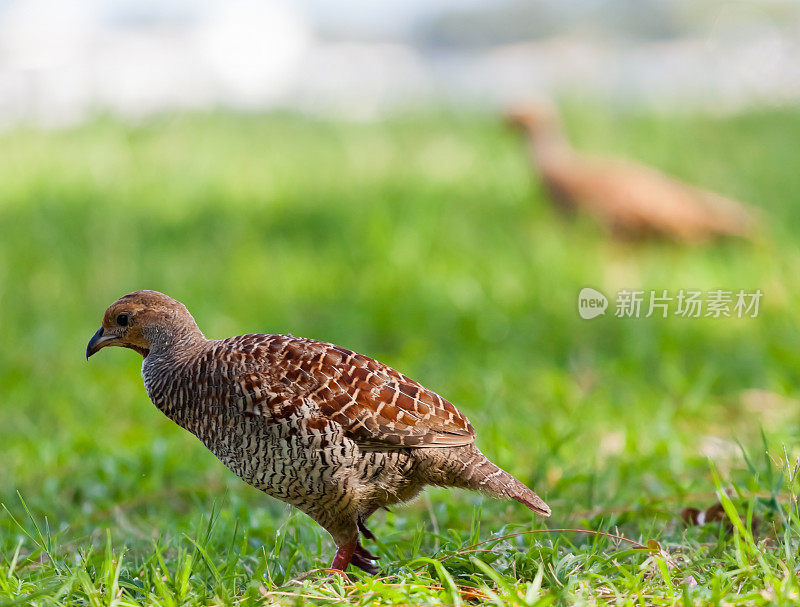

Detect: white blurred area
[0, 0, 313, 125]
[0, 0, 799, 127]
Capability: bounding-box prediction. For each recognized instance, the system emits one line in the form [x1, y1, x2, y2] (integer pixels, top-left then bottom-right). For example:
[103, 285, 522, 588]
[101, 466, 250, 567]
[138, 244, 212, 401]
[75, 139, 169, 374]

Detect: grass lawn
[2, 106, 800, 605]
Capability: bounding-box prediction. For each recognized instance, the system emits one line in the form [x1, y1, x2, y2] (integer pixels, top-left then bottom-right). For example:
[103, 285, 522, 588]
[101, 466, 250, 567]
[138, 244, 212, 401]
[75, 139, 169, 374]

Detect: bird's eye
[116, 313, 129, 327]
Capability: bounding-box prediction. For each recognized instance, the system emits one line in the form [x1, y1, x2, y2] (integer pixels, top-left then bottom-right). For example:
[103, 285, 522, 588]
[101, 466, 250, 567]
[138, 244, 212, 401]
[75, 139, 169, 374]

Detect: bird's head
[86, 290, 203, 360]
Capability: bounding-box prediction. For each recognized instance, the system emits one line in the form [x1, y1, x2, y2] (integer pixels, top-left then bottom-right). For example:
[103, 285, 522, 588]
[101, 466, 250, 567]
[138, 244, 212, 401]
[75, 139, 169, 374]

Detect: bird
[86, 290, 550, 574]
[506, 103, 758, 242]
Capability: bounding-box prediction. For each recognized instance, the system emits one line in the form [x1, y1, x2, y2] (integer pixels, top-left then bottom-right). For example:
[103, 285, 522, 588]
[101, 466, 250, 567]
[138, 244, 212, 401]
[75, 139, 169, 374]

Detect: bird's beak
[86, 327, 116, 359]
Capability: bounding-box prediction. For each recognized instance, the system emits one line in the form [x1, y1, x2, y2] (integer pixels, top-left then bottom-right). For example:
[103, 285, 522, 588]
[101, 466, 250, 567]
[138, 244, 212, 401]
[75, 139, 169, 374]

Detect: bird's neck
[143, 322, 207, 358]
[525, 127, 572, 169]
[141, 323, 207, 398]
[141, 333, 211, 427]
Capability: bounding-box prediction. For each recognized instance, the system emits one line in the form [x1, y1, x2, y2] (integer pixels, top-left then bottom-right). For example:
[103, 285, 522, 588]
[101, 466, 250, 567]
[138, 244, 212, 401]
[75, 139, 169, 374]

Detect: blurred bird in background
[506, 103, 759, 242]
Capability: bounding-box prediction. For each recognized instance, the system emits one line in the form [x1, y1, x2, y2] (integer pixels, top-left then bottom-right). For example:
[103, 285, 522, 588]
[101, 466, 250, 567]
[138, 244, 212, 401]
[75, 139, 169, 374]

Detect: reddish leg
[330, 541, 357, 572]
[331, 541, 379, 575]
[330, 510, 381, 575]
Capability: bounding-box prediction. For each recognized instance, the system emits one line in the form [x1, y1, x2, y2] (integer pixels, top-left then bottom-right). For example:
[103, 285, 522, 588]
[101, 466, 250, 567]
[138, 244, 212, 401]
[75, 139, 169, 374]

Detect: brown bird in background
[86, 290, 550, 574]
[506, 103, 757, 242]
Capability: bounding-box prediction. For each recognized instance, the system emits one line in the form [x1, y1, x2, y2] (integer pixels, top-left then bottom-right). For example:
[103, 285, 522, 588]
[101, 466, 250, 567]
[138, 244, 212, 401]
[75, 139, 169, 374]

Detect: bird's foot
[351, 543, 379, 575]
[330, 541, 379, 576]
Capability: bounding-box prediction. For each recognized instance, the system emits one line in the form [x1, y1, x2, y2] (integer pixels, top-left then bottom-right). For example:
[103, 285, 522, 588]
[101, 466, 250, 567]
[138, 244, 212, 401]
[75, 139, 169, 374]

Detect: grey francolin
[506, 104, 757, 242]
[86, 290, 550, 574]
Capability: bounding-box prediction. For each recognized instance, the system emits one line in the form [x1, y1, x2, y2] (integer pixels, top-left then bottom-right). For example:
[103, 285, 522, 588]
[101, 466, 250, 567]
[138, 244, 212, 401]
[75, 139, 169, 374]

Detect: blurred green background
[2, 106, 800, 601]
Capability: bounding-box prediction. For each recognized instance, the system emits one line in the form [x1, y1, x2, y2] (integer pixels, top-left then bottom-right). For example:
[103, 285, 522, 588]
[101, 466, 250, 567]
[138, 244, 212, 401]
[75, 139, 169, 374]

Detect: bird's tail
[693, 188, 759, 239]
[460, 447, 551, 517]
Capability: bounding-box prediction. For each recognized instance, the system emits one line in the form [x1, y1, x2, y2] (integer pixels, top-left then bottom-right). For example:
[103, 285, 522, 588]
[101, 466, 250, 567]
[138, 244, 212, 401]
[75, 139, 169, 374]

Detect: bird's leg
[330, 540, 379, 575]
[355, 542, 377, 561]
[330, 541, 357, 572]
[356, 505, 381, 541]
[350, 542, 379, 575]
[357, 516, 376, 541]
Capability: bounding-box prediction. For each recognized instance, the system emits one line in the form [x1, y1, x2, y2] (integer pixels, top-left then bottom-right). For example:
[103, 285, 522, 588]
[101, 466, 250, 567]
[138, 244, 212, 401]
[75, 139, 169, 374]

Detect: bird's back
[142, 333, 478, 453]
[539, 153, 755, 241]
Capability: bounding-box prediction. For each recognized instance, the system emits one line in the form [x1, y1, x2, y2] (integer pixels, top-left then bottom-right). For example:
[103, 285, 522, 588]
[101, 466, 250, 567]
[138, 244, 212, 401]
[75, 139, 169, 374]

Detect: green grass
[2, 106, 800, 605]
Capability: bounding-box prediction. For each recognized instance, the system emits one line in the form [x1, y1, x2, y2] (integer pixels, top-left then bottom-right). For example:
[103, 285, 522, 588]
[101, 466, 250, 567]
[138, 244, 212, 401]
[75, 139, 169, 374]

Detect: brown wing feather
[232, 334, 476, 448]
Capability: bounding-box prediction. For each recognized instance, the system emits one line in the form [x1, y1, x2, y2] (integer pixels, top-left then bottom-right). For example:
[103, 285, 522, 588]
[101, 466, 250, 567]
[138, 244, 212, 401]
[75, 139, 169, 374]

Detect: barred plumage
[87, 290, 550, 573]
